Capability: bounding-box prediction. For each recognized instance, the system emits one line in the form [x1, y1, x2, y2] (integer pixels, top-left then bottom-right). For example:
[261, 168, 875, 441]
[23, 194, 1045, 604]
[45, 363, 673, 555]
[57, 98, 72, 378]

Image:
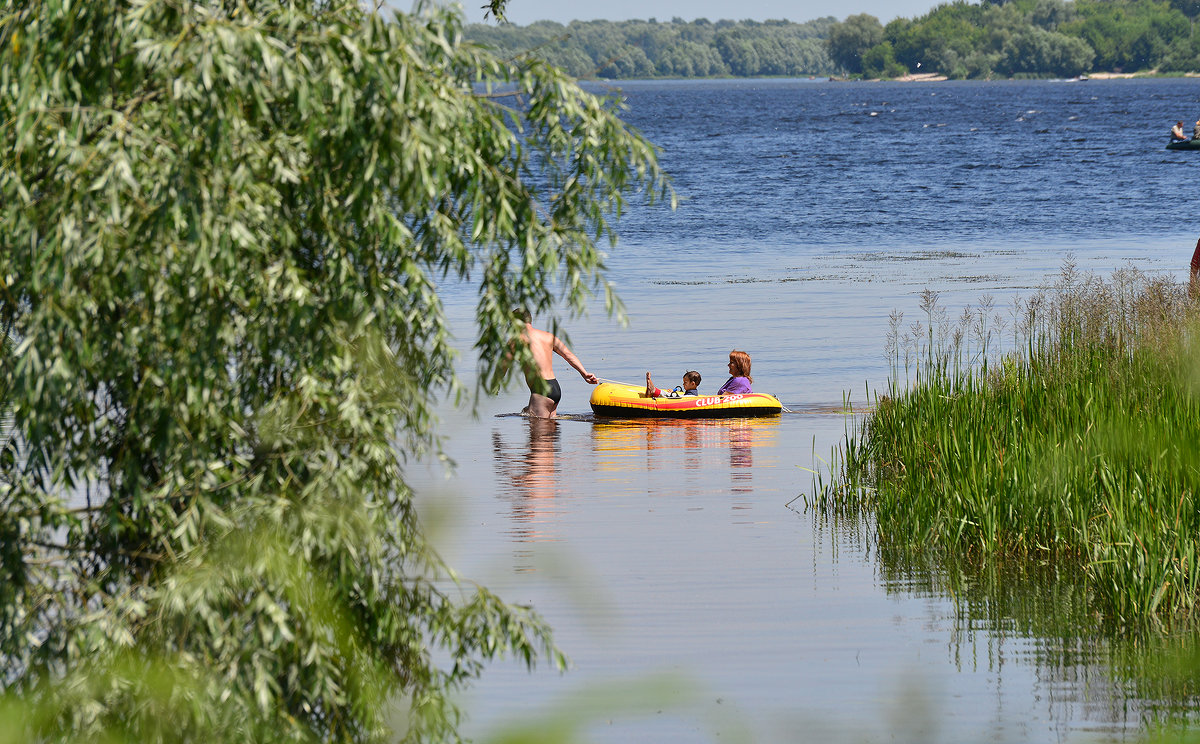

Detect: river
[410, 78, 1200, 743]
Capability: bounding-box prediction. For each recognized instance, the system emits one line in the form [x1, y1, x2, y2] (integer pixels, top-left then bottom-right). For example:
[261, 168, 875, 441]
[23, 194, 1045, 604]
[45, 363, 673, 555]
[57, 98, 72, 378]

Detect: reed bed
[816, 262, 1200, 628]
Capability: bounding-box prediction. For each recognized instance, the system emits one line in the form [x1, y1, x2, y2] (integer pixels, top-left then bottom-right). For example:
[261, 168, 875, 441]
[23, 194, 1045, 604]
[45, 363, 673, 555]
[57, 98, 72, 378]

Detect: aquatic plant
[814, 262, 1200, 629]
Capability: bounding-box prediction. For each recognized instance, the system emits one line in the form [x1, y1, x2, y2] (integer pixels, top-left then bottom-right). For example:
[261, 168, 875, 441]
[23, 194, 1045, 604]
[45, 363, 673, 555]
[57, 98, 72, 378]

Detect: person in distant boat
[645, 370, 701, 398]
[1172, 121, 1188, 141]
[717, 350, 753, 395]
[1191, 118, 1200, 140]
[514, 308, 598, 418]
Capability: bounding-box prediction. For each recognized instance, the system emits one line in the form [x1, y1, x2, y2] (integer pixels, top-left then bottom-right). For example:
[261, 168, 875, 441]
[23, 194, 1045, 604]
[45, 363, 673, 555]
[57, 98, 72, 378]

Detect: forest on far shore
[464, 0, 1200, 79]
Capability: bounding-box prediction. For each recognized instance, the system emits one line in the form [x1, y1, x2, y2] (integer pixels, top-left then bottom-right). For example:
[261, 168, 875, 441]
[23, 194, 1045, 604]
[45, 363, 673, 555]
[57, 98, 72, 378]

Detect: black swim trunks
[543, 378, 562, 404]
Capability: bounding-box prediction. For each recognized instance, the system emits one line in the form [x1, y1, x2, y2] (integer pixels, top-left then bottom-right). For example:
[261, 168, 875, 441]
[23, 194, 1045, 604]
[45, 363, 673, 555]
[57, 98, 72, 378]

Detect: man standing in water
[515, 308, 599, 418]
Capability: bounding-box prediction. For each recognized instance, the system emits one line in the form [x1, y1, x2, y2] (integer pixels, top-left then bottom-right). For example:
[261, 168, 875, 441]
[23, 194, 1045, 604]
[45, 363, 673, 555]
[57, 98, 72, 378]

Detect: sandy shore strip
[1065, 70, 1199, 79]
[892, 72, 949, 82]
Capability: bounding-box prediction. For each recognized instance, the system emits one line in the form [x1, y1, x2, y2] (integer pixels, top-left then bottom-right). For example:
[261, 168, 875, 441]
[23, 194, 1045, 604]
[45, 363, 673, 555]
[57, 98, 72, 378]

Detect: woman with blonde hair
[717, 349, 753, 395]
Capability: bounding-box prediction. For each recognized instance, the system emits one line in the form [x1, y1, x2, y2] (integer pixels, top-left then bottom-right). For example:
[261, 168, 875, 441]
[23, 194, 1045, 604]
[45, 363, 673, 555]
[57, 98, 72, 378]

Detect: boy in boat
[645, 370, 701, 398]
[1172, 121, 1188, 141]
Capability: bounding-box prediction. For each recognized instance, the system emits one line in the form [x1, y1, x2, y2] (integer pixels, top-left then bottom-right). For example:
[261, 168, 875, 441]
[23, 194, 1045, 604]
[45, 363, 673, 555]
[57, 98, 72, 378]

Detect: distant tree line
[466, 0, 1200, 80]
[834, 0, 1200, 78]
[465, 17, 838, 78]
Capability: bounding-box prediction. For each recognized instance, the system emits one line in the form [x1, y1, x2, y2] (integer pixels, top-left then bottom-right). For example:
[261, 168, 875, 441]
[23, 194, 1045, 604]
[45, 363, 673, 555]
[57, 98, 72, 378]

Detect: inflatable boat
[1167, 138, 1200, 150]
[589, 382, 783, 419]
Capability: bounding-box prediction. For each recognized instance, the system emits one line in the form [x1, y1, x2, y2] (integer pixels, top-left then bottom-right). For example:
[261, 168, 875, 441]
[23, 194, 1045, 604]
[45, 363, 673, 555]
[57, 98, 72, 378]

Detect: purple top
[717, 376, 752, 394]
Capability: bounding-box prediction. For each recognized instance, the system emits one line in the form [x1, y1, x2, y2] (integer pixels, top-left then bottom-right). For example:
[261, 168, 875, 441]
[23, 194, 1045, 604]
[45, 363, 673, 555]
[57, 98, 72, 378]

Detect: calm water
[411, 79, 1200, 743]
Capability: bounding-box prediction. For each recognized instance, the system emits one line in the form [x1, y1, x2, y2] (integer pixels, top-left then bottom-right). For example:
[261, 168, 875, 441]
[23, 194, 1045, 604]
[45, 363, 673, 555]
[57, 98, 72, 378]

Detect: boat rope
[596, 376, 642, 387]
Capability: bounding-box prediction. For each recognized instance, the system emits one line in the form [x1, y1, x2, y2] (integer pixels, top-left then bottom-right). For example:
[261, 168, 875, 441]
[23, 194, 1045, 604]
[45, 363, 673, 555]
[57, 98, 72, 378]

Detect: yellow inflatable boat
[589, 382, 783, 419]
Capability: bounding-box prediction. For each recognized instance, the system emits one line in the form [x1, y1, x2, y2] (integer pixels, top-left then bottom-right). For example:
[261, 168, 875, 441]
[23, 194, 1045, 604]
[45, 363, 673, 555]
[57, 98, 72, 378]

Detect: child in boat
[717, 350, 753, 395]
[645, 370, 701, 398]
[1173, 121, 1188, 141]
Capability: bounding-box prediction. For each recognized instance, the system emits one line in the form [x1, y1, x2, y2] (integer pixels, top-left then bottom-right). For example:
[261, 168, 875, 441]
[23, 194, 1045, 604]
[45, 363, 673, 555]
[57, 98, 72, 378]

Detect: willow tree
[0, 1, 667, 741]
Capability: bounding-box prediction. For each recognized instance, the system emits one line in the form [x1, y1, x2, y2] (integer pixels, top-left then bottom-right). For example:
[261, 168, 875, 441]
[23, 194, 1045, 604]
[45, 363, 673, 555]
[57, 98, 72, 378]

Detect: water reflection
[859, 522, 1200, 731]
[590, 417, 778, 482]
[490, 417, 783, 555]
[727, 421, 753, 493]
[491, 418, 563, 566]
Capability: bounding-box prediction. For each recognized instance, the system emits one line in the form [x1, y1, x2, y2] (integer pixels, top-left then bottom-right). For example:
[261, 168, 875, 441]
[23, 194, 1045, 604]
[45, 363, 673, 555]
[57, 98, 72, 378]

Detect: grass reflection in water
[812, 261, 1200, 732]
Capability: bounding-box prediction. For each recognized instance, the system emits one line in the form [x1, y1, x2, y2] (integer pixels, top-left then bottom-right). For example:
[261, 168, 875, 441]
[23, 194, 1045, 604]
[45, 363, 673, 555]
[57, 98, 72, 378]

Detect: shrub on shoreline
[817, 263, 1200, 629]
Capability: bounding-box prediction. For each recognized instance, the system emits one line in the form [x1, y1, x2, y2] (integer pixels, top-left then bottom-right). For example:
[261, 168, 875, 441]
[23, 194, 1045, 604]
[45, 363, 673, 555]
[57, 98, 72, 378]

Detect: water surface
[412, 79, 1200, 743]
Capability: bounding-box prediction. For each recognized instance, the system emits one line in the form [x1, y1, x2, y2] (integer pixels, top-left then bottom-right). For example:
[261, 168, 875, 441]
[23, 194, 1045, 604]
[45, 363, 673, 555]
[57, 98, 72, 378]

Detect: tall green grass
[816, 262, 1200, 629]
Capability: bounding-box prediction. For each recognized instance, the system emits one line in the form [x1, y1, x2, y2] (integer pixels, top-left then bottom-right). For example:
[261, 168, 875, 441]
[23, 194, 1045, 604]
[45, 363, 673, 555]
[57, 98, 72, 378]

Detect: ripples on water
[415, 79, 1200, 743]
[610, 78, 1194, 250]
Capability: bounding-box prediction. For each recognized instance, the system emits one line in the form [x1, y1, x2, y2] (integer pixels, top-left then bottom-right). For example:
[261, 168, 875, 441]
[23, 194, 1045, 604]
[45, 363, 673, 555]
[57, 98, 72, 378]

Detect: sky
[405, 1, 950, 26]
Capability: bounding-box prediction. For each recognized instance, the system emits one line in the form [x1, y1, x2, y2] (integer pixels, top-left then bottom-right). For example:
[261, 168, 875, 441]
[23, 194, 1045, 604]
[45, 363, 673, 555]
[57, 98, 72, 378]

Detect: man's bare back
[520, 320, 598, 418]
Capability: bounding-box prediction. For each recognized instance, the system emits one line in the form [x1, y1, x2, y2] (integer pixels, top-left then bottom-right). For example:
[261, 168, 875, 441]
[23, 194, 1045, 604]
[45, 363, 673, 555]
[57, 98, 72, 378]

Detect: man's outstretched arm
[553, 338, 598, 384]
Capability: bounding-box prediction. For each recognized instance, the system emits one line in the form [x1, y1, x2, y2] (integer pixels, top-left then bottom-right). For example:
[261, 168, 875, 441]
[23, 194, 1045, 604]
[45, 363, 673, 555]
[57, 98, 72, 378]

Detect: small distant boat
[589, 382, 783, 419]
[1166, 138, 1200, 150]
